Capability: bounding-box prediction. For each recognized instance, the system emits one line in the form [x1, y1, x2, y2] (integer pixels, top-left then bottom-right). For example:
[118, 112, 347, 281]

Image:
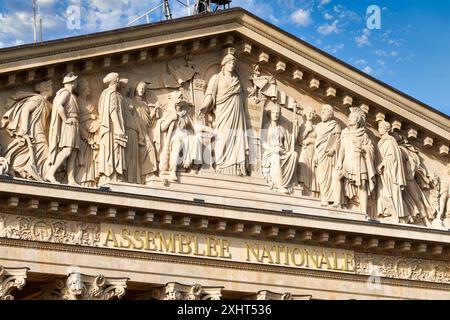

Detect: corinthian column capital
[0, 265, 29, 300]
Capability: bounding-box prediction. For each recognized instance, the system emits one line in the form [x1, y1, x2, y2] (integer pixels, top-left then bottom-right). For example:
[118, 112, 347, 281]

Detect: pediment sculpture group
[0, 51, 448, 228]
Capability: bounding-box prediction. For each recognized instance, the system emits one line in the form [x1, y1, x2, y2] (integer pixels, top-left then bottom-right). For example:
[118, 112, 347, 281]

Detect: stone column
[0, 266, 29, 300]
[39, 272, 128, 300]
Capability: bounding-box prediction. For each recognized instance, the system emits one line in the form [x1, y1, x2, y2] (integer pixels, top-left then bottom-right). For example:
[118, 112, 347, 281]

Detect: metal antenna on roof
[194, 0, 232, 14]
[128, 0, 176, 26]
[163, 0, 173, 20]
[32, 0, 37, 43]
[127, 0, 232, 26]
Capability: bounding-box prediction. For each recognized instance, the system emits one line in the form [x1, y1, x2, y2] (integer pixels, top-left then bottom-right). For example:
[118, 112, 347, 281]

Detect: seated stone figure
[156, 91, 202, 182]
[261, 104, 298, 194]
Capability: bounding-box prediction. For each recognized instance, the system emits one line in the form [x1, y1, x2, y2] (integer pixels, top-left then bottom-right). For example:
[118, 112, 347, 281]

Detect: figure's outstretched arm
[160, 113, 178, 132]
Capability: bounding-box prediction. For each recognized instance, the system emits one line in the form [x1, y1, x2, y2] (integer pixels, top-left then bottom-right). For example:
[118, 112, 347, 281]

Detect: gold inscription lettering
[158, 232, 175, 253]
[177, 234, 192, 255]
[103, 228, 119, 248]
[246, 243, 261, 262]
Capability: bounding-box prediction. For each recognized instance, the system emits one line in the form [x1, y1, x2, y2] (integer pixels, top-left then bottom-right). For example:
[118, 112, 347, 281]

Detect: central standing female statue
[200, 50, 249, 176]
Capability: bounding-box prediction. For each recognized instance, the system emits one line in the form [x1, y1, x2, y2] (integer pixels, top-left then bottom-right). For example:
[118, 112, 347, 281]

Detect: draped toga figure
[75, 79, 99, 187]
[120, 79, 143, 184]
[261, 104, 298, 194]
[438, 164, 450, 224]
[46, 72, 80, 185]
[333, 109, 376, 214]
[395, 134, 436, 226]
[298, 106, 318, 196]
[156, 90, 202, 182]
[376, 121, 407, 223]
[132, 81, 159, 184]
[314, 105, 341, 206]
[1, 80, 53, 180]
[97, 72, 128, 184]
[200, 50, 249, 176]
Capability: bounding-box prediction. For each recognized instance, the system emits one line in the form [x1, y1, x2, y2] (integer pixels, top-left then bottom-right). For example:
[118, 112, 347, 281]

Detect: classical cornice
[0, 238, 448, 296]
[1, 178, 449, 260]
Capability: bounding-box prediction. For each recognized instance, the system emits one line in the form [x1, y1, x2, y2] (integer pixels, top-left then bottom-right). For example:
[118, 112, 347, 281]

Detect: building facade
[0, 8, 449, 300]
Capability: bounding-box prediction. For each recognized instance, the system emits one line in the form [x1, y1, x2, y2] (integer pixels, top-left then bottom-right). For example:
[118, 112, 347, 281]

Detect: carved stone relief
[333, 109, 376, 214]
[0, 265, 28, 300]
[438, 164, 450, 227]
[45, 72, 80, 185]
[139, 282, 223, 300]
[199, 48, 249, 176]
[243, 290, 312, 300]
[0, 213, 100, 246]
[39, 272, 128, 300]
[261, 103, 298, 194]
[0, 44, 448, 229]
[376, 121, 407, 223]
[355, 253, 450, 284]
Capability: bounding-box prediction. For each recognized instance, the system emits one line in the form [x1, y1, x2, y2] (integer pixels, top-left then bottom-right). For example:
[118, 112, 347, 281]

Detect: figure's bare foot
[68, 179, 80, 187]
[279, 188, 290, 195]
[168, 171, 178, 182]
[44, 173, 60, 184]
[145, 173, 158, 184]
[423, 217, 433, 227]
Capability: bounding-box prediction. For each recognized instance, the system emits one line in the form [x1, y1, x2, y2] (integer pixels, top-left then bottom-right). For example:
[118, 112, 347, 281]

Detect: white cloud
[291, 9, 312, 27]
[320, 0, 331, 5]
[355, 29, 371, 47]
[375, 50, 399, 57]
[362, 66, 373, 74]
[38, 0, 58, 6]
[333, 4, 359, 22]
[324, 43, 344, 54]
[317, 20, 339, 35]
[377, 60, 386, 66]
[355, 59, 366, 65]
[380, 29, 404, 47]
[324, 13, 333, 20]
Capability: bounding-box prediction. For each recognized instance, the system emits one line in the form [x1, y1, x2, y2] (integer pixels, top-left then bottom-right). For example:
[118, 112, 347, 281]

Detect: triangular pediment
[0, 8, 448, 251]
[1, 8, 450, 300]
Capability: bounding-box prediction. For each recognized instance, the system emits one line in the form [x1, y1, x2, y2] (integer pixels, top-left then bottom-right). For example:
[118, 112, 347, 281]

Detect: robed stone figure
[1, 80, 53, 180]
[46, 72, 80, 185]
[200, 50, 249, 176]
[261, 104, 298, 194]
[132, 81, 159, 184]
[156, 90, 202, 182]
[333, 109, 376, 213]
[396, 134, 436, 226]
[75, 78, 99, 187]
[97, 72, 128, 184]
[438, 164, 450, 224]
[376, 121, 407, 223]
[298, 107, 318, 196]
[314, 105, 341, 206]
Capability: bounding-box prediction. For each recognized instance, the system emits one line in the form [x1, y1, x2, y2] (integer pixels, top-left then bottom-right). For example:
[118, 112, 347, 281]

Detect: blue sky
[0, 0, 449, 116]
